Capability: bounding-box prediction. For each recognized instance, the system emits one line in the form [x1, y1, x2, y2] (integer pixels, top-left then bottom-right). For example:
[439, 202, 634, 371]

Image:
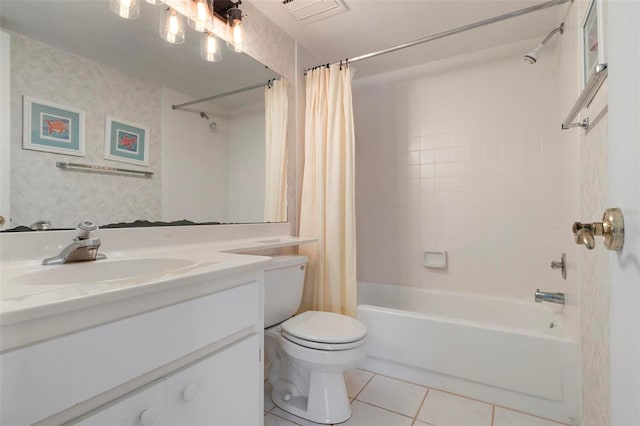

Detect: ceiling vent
[281, 0, 349, 24]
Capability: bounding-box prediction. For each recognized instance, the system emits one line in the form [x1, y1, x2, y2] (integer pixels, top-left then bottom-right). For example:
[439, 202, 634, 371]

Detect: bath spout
[535, 289, 565, 304]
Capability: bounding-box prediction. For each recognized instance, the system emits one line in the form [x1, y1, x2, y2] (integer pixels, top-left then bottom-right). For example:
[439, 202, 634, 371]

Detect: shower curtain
[298, 64, 357, 317]
[264, 78, 288, 222]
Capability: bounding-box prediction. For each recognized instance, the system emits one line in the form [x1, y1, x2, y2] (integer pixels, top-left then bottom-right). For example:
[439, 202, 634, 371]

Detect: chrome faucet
[535, 289, 565, 304]
[42, 220, 107, 265]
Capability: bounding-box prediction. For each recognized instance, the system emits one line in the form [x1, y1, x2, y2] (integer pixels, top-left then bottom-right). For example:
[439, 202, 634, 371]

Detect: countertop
[0, 233, 315, 352]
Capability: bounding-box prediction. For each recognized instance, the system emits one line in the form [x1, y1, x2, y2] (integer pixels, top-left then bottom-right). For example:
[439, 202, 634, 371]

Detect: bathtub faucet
[535, 289, 565, 304]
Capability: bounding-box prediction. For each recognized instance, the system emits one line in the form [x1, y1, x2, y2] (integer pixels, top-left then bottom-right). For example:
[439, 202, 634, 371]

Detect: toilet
[264, 255, 367, 424]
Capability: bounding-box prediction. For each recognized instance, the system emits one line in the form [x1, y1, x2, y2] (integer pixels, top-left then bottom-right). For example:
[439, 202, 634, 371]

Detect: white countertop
[0, 232, 315, 352]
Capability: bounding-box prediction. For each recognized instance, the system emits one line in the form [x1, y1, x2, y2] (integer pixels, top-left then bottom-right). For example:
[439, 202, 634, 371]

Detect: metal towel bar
[561, 64, 608, 130]
[56, 161, 153, 177]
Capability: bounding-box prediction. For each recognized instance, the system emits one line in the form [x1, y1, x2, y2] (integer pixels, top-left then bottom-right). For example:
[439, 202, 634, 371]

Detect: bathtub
[357, 281, 579, 424]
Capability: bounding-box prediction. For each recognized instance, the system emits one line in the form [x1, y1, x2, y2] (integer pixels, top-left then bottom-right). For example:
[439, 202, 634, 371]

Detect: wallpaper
[10, 33, 162, 229]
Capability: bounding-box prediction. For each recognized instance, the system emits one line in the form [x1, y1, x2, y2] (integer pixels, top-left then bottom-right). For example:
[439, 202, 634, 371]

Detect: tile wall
[352, 38, 580, 337]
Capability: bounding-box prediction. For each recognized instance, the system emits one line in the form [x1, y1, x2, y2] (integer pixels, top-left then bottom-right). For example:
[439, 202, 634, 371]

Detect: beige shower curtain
[298, 64, 357, 317]
[264, 78, 288, 222]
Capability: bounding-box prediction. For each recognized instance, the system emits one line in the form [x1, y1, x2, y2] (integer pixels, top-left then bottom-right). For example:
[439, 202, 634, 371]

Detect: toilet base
[271, 370, 352, 424]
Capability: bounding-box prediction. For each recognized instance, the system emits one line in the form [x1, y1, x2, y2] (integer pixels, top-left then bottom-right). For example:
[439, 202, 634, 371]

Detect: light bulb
[188, 0, 211, 32]
[110, 0, 140, 19]
[159, 8, 185, 44]
[201, 32, 221, 62]
[226, 7, 243, 53]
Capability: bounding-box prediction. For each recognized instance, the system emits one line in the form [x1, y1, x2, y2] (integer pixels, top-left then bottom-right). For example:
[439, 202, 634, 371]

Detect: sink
[7, 258, 196, 287]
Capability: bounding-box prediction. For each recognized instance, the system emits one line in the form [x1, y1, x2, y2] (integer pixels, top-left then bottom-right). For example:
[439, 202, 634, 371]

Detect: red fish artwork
[44, 119, 68, 135]
[118, 134, 137, 150]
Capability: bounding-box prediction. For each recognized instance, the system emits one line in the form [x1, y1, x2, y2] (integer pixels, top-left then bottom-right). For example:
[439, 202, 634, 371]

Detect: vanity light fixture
[111, 0, 245, 61]
[226, 1, 244, 53]
[188, 0, 212, 32]
[201, 32, 222, 62]
[160, 7, 185, 44]
[109, 0, 140, 19]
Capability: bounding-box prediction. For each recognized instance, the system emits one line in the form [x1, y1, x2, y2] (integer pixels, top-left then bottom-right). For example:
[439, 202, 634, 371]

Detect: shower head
[524, 44, 544, 64]
[199, 112, 217, 130]
[524, 22, 564, 64]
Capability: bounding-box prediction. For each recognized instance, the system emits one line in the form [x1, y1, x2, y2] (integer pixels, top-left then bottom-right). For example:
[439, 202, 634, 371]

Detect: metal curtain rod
[172, 80, 275, 110]
[313, 0, 570, 70]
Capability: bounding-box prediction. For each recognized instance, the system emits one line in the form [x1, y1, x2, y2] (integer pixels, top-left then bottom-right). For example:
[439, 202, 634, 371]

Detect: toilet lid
[281, 311, 367, 344]
[281, 332, 366, 351]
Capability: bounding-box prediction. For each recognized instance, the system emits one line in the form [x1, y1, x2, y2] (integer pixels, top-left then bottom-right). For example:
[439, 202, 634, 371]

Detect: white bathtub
[357, 281, 579, 424]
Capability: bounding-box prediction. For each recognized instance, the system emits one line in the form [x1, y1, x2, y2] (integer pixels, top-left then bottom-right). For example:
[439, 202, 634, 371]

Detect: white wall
[353, 38, 580, 338]
[0, 31, 10, 230]
[227, 110, 266, 223]
[161, 87, 230, 223]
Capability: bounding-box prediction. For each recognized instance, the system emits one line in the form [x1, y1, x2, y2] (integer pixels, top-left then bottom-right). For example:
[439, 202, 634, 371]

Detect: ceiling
[248, 0, 569, 78]
[0, 1, 280, 112]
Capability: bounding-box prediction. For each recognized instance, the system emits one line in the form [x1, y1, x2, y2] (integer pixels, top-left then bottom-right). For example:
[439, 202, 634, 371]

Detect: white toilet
[264, 255, 367, 424]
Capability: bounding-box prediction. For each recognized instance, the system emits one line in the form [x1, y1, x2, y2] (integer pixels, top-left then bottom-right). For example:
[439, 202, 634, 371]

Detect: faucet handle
[77, 220, 99, 240]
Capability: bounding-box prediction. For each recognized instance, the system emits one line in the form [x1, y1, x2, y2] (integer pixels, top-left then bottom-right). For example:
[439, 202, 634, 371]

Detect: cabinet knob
[182, 384, 199, 401]
[138, 408, 158, 426]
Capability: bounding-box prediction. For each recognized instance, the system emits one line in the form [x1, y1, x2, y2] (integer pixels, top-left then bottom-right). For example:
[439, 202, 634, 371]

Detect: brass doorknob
[572, 208, 624, 251]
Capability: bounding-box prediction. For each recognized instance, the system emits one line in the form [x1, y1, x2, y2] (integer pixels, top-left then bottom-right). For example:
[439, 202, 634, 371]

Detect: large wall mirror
[0, 0, 286, 230]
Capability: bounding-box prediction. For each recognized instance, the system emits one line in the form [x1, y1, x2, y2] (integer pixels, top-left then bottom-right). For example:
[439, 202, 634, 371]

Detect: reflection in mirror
[0, 0, 285, 230]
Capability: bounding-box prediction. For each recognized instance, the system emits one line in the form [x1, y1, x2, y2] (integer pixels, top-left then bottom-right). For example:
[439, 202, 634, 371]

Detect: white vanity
[0, 223, 312, 425]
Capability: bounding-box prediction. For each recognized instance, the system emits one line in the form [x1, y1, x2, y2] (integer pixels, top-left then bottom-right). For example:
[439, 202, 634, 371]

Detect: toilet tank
[264, 255, 307, 328]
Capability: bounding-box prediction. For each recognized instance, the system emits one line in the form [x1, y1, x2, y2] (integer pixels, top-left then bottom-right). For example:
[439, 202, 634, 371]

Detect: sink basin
[7, 258, 196, 287]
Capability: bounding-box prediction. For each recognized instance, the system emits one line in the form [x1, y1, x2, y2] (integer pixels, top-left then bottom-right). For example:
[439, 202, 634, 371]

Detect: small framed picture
[23, 96, 85, 156]
[104, 116, 149, 166]
[582, 0, 607, 86]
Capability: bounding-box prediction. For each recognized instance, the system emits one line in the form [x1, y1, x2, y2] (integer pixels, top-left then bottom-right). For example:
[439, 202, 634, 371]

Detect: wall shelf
[561, 63, 608, 130]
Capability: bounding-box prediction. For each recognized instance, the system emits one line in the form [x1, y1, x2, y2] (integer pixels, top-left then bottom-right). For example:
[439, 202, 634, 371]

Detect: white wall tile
[353, 37, 579, 317]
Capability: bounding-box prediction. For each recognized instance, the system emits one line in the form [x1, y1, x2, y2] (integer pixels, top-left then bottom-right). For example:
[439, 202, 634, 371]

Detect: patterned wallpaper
[10, 33, 162, 229]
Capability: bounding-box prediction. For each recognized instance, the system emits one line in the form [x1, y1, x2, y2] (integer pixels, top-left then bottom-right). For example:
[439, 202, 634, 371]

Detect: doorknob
[572, 208, 624, 251]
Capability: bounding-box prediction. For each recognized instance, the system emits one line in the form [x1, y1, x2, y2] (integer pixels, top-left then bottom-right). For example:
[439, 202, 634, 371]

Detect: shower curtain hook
[340, 59, 343, 70]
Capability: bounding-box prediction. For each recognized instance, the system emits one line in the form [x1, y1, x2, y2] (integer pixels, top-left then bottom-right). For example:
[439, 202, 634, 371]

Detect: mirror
[0, 0, 284, 230]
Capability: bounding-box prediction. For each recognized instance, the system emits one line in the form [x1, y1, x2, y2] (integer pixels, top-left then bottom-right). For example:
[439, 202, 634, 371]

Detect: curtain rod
[307, 0, 571, 71]
[171, 79, 278, 110]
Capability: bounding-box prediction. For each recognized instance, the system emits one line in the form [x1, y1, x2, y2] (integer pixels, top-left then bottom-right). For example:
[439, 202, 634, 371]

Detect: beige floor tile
[356, 375, 427, 418]
[493, 407, 568, 426]
[417, 390, 492, 426]
[270, 407, 329, 426]
[264, 412, 300, 426]
[342, 401, 413, 426]
[344, 369, 375, 398]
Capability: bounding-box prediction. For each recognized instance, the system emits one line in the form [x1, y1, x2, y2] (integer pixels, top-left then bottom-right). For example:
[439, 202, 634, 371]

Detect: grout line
[491, 404, 495, 426]
[412, 388, 429, 424]
[354, 400, 415, 422]
[351, 370, 376, 401]
[361, 369, 432, 390]
[268, 411, 303, 426]
[491, 404, 570, 426]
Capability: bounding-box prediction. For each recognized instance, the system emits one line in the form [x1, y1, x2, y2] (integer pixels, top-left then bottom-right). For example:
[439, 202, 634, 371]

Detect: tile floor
[263, 369, 570, 426]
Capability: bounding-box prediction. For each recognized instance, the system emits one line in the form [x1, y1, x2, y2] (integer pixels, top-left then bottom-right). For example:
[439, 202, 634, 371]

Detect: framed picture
[104, 116, 149, 166]
[22, 96, 85, 156]
[582, 0, 607, 86]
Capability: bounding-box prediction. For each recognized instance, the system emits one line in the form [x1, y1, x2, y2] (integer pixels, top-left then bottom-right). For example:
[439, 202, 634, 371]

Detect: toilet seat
[280, 311, 367, 351]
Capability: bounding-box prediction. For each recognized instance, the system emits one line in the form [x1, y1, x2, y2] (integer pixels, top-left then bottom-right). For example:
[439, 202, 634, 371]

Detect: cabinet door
[165, 334, 261, 426]
[73, 381, 165, 426]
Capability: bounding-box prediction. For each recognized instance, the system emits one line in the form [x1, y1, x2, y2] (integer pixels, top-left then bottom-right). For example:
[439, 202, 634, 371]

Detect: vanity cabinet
[74, 381, 166, 426]
[1, 276, 264, 426]
[76, 335, 260, 426]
